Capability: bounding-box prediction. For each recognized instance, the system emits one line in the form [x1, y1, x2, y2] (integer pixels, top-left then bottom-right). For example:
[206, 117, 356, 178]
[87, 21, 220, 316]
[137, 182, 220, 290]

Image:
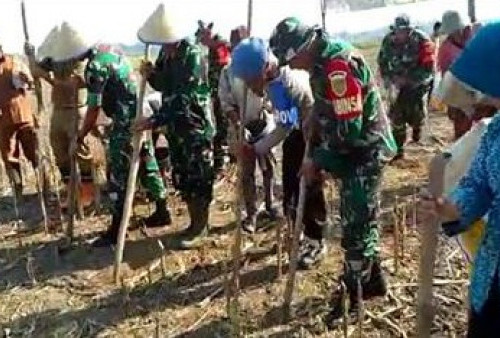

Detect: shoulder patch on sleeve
[324, 58, 363, 121]
[419, 40, 435, 67]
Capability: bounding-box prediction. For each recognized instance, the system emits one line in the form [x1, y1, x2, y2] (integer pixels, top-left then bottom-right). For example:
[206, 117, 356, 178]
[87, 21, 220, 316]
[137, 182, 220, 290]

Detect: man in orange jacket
[0, 44, 38, 198]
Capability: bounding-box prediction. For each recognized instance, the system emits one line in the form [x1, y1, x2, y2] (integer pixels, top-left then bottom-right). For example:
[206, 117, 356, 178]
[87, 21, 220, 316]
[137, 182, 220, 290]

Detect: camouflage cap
[393, 14, 411, 30]
[269, 17, 316, 65]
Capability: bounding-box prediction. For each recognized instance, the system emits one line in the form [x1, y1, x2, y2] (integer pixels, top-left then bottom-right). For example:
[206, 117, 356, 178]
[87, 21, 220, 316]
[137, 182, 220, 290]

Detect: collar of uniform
[315, 35, 352, 69]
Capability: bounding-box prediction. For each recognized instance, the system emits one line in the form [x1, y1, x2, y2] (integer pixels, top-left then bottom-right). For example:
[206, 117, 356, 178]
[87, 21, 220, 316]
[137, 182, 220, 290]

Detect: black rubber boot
[326, 258, 387, 329]
[362, 259, 387, 300]
[92, 196, 124, 247]
[325, 279, 359, 329]
[390, 151, 405, 163]
[145, 198, 172, 228]
[412, 127, 422, 143]
[179, 198, 209, 249]
[92, 213, 120, 247]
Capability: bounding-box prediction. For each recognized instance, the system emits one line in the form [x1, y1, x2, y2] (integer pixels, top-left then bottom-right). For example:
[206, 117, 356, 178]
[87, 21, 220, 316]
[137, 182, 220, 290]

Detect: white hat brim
[137, 4, 184, 44]
[37, 22, 91, 61]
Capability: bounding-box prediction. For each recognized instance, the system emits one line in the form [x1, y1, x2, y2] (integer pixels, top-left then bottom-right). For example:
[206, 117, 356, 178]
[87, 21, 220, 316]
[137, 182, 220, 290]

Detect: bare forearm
[78, 107, 99, 140]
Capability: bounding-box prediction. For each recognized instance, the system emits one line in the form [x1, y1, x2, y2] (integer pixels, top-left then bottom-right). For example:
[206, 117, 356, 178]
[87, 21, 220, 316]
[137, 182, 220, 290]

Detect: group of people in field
[1, 3, 499, 333]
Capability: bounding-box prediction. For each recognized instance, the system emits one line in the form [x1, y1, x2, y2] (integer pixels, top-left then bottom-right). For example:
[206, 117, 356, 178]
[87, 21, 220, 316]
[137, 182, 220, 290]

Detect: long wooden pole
[468, 0, 476, 23]
[321, 0, 327, 31]
[228, 0, 253, 333]
[114, 44, 150, 283]
[21, 0, 49, 232]
[67, 116, 82, 240]
[283, 143, 310, 320]
[416, 154, 447, 337]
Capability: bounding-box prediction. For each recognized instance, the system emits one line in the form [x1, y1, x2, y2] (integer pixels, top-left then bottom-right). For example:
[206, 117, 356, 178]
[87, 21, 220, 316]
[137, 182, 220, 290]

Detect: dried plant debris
[0, 47, 465, 337]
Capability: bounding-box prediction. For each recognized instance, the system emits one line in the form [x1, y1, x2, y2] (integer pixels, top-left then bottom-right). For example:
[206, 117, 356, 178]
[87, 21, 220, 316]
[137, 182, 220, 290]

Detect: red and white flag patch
[324, 58, 363, 120]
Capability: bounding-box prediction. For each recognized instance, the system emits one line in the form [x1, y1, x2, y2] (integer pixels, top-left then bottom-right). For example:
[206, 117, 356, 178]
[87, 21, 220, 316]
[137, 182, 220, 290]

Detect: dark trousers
[282, 129, 327, 240]
[468, 275, 500, 337]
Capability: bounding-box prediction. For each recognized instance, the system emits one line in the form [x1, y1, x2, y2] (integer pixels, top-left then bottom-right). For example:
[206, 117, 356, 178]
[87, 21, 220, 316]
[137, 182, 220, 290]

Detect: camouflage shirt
[378, 28, 435, 86]
[309, 32, 396, 172]
[148, 39, 214, 141]
[85, 44, 137, 131]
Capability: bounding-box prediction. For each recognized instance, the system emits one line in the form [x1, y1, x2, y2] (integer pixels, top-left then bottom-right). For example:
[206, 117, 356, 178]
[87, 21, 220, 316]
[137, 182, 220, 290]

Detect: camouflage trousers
[212, 95, 230, 172]
[167, 132, 214, 204]
[241, 152, 274, 217]
[314, 147, 382, 289]
[338, 158, 382, 289]
[108, 129, 167, 216]
[389, 84, 429, 153]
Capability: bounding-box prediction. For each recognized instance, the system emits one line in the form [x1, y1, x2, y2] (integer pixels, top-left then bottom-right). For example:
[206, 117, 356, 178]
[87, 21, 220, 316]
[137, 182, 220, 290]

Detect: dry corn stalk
[276, 218, 283, 279]
[341, 280, 348, 338]
[401, 202, 407, 257]
[393, 197, 400, 274]
[114, 44, 150, 283]
[283, 143, 309, 320]
[227, 2, 253, 334]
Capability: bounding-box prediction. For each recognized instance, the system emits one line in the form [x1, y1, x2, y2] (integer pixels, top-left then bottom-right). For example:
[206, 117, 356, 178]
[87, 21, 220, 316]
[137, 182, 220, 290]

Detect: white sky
[1, 0, 498, 53]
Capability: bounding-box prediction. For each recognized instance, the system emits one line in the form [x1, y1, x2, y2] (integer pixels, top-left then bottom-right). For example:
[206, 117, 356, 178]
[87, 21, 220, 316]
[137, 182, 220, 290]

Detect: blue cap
[451, 21, 500, 98]
[231, 37, 269, 80]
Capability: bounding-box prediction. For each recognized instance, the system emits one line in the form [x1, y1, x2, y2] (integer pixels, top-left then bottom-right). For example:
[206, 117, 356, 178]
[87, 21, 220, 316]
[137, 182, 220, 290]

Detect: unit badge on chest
[324, 58, 363, 121]
[328, 70, 347, 97]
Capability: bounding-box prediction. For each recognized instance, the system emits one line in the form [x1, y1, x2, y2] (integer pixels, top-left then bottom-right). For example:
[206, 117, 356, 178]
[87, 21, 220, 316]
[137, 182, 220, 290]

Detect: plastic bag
[443, 118, 492, 265]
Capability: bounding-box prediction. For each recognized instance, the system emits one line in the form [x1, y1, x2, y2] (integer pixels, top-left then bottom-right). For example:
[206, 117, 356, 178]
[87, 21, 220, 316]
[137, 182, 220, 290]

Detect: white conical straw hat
[37, 25, 60, 60]
[51, 22, 91, 61]
[137, 3, 184, 44]
[37, 22, 90, 61]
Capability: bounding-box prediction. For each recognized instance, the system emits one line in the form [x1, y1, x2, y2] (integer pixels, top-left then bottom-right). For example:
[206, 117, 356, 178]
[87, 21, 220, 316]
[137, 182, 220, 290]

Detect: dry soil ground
[0, 47, 470, 337]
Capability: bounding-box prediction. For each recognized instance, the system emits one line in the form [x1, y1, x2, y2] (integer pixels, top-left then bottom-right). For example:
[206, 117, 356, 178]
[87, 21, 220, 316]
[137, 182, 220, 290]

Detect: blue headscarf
[231, 37, 269, 80]
[451, 21, 500, 98]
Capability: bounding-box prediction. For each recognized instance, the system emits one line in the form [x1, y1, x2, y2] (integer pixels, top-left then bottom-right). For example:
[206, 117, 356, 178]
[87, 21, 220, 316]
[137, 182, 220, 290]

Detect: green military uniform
[207, 36, 230, 172]
[85, 44, 168, 240]
[270, 18, 397, 317]
[378, 15, 435, 156]
[147, 39, 215, 247]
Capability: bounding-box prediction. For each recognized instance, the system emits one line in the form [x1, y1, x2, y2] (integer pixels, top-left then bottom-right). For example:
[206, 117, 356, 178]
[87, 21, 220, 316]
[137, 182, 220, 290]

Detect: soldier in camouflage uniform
[76, 44, 171, 247]
[137, 37, 215, 249]
[196, 21, 231, 173]
[269, 17, 397, 326]
[378, 15, 435, 159]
